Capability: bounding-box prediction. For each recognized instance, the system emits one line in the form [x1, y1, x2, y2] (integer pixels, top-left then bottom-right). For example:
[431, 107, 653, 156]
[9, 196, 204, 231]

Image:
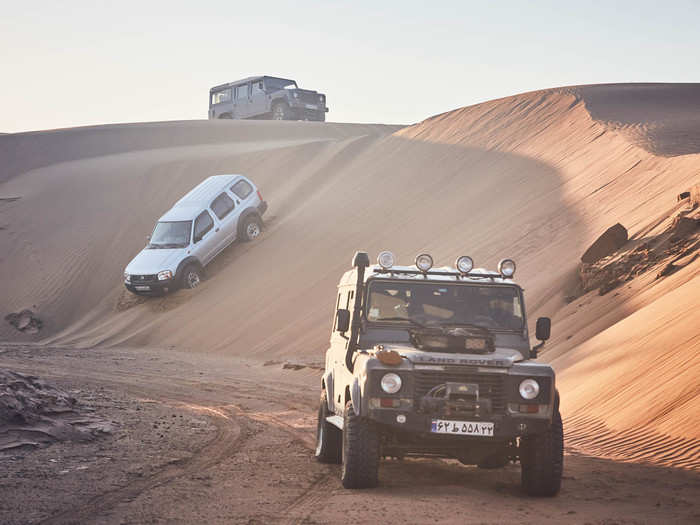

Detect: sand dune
[1, 83, 698, 469]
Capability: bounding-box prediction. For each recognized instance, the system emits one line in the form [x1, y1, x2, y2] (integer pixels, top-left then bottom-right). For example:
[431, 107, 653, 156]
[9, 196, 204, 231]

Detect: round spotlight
[519, 378, 540, 400]
[456, 256, 474, 274]
[377, 251, 395, 269]
[381, 373, 402, 394]
[415, 253, 433, 272]
[498, 258, 516, 277]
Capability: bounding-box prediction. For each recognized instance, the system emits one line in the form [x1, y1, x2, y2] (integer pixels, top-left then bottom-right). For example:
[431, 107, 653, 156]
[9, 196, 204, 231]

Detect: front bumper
[124, 277, 175, 295]
[368, 408, 551, 439]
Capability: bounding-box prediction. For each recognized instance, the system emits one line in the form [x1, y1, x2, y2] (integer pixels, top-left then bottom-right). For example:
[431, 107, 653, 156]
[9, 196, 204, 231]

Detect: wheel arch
[175, 256, 203, 278]
[237, 207, 263, 237]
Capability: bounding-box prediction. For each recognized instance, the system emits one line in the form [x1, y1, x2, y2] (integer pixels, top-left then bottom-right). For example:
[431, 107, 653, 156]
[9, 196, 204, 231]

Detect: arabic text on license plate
[135, 285, 151, 291]
[305, 104, 318, 110]
[431, 419, 494, 437]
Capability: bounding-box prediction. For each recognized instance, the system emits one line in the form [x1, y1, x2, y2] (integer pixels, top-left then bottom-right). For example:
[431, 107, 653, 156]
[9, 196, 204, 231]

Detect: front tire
[520, 409, 564, 496]
[341, 401, 379, 489]
[271, 102, 289, 121]
[315, 391, 342, 464]
[180, 264, 202, 290]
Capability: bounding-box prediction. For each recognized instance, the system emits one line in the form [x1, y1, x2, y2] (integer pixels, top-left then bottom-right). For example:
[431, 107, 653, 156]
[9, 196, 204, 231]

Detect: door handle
[215, 228, 220, 232]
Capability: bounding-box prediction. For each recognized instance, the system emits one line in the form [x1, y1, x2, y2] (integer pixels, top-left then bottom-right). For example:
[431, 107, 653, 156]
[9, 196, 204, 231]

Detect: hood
[124, 247, 186, 275]
[379, 344, 523, 368]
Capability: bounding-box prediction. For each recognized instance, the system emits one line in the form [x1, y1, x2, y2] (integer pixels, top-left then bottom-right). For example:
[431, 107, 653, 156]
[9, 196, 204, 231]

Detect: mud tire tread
[341, 401, 379, 489]
[315, 391, 342, 464]
[520, 409, 564, 496]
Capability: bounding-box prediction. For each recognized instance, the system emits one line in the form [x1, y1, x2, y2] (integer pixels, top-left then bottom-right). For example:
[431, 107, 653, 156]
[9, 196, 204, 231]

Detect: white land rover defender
[315, 251, 563, 496]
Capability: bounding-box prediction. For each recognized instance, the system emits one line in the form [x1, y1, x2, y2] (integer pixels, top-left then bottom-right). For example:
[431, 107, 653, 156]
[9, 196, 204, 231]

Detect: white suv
[124, 174, 267, 295]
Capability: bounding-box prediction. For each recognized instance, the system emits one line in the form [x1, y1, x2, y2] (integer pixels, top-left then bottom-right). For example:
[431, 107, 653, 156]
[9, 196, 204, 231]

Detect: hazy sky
[2, 1, 699, 132]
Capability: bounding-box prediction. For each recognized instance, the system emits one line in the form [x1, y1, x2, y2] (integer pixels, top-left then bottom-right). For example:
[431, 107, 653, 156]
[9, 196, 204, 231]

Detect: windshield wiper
[149, 243, 183, 249]
[373, 317, 429, 329]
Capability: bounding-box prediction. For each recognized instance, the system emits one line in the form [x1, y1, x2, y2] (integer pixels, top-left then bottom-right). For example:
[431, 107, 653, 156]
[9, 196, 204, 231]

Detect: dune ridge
[1, 83, 699, 469]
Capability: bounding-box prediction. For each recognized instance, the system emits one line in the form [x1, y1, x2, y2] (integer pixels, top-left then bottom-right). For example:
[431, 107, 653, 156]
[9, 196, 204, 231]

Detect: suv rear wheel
[315, 391, 342, 464]
[271, 102, 289, 121]
[241, 215, 262, 242]
[520, 409, 564, 496]
[341, 401, 380, 489]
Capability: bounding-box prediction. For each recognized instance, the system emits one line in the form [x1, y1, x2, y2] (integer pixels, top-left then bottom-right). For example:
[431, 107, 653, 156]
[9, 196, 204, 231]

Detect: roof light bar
[415, 253, 433, 272]
[455, 256, 474, 274]
[498, 258, 516, 277]
[377, 251, 395, 270]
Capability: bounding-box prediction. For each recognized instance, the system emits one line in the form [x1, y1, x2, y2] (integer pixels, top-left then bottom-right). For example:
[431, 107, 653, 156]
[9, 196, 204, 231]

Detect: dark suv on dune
[208, 76, 328, 122]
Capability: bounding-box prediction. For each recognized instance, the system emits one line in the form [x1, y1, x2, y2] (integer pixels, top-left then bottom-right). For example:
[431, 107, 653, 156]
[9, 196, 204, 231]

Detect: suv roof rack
[371, 267, 504, 280]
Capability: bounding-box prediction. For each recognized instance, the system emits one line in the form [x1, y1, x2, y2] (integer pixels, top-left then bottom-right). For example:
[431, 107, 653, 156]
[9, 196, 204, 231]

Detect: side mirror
[336, 309, 350, 333]
[535, 317, 551, 341]
[146, 235, 151, 241]
[193, 233, 202, 244]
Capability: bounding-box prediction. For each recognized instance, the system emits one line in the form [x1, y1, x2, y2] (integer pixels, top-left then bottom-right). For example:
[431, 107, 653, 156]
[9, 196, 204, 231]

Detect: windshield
[366, 281, 524, 331]
[148, 221, 192, 249]
[264, 77, 297, 91]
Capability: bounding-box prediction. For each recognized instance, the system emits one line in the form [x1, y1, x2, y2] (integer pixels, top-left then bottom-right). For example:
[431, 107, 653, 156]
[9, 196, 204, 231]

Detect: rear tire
[520, 409, 564, 496]
[315, 391, 342, 464]
[341, 401, 380, 489]
[180, 264, 202, 290]
[240, 215, 262, 242]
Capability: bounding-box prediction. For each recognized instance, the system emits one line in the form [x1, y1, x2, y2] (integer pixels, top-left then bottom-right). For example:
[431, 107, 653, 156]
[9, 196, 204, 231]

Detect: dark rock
[670, 215, 699, 238]
[581, 223, 628, 263]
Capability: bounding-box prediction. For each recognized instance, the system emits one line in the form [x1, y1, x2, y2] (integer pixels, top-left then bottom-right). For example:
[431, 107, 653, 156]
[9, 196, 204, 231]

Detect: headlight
[377, 250, 395, 269]
[157, 270, 173, 281]
[519, 379, 540, 400]
[380, 373, 402, 394]
[415, 253, 433, 272]
[124, 272, 131, 283]
[498, 258, 516, 277]
[456, 256, 474, 274]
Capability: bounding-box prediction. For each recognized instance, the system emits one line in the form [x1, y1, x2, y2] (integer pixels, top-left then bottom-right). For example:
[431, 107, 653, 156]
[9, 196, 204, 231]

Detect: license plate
[305, 104, 318, 110]
[431, 419, 494, 437]
[135, 285, 151, 291]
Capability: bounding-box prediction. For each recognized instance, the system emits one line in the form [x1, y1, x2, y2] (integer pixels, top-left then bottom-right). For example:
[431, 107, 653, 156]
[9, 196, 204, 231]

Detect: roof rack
[371, 268, 504, 280]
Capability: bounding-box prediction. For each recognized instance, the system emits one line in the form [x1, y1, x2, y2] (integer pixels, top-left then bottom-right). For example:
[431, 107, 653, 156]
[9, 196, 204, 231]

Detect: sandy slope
[1, 83, 699, 469]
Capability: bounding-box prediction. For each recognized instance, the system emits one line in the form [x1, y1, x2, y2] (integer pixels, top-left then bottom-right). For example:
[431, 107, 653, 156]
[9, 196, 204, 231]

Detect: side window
[194, 211, 214, 242]
[210, 192, 235, 220]
[231, 179, 253, 199]
[211, 89, 231, 105]
[333, 292, 342, 331]
[236, 84, 249, 100]
[251, 80, 264, 96]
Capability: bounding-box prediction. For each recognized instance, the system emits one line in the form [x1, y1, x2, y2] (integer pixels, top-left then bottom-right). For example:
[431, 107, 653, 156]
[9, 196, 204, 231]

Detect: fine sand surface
[1, 82, 699, 503]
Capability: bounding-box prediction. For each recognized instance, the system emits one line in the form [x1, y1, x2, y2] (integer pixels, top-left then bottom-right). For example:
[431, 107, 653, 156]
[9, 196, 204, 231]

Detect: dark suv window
[211, 89, 231, 105]
[231, 180, 253, 199]
[211, 192, 235, 220]
[194, 211, 214, 241]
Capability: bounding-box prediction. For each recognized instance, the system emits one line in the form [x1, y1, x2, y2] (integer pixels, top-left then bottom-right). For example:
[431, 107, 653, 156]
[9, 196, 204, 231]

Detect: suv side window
[211, 192, 235, 220]
[231, 180, 253, 199]
[211, 89, 231, 105]
[236, 84, 249, 100]
[251, 80, 264, 96]
[194, 211, 214, 242]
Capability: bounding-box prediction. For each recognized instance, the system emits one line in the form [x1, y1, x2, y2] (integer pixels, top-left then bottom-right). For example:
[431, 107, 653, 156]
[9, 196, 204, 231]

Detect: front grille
[299, 92, 320, 105]
[414, 368, 507, 413]
[131, 274, 158, 283]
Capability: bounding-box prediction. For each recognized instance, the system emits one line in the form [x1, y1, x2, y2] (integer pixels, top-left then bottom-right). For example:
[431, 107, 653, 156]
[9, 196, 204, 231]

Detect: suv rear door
[192, 210, 219, 265]
[209, 191, 238, 253]
[234, 83, 251, 118]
